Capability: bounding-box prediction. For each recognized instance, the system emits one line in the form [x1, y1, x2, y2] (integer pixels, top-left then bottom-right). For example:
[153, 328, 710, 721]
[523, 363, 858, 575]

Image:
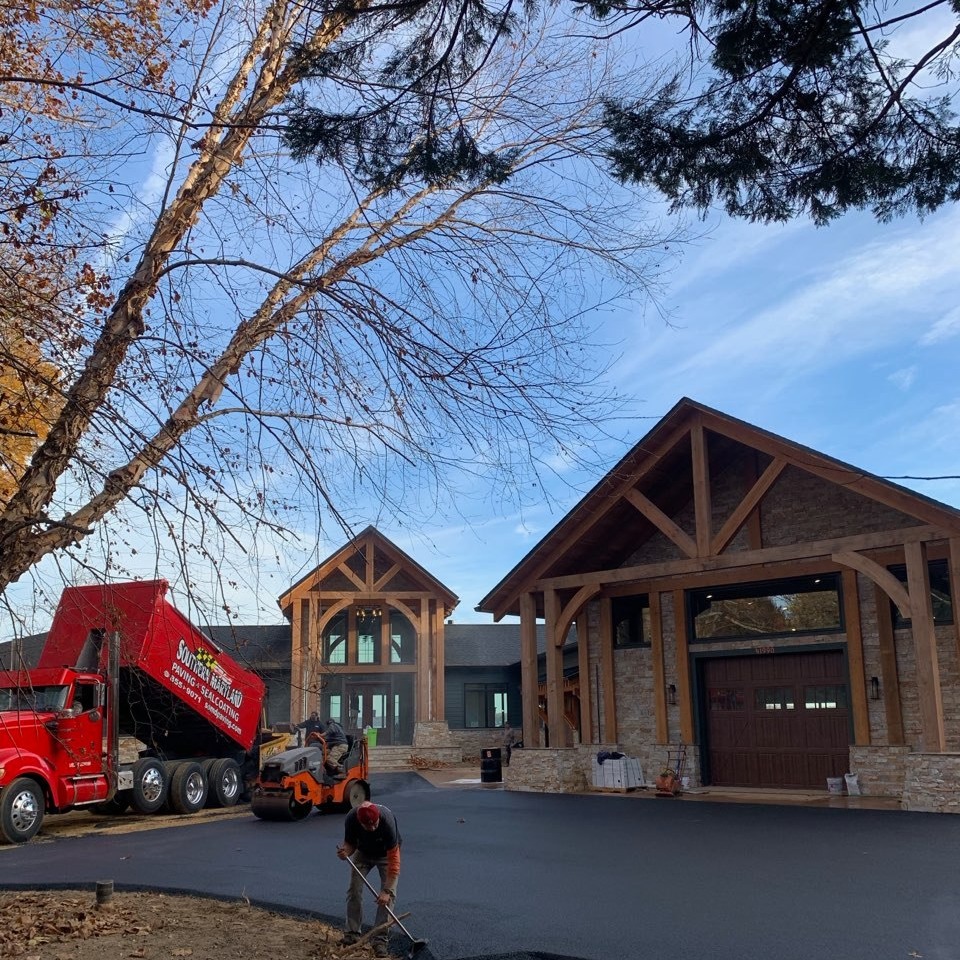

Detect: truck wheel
[207, 758, 241, 808]
[131, 758, 168, 814]
[168, 761, 208, 814]
[344, 779, 369, 810]
[0, 777, 45, 843]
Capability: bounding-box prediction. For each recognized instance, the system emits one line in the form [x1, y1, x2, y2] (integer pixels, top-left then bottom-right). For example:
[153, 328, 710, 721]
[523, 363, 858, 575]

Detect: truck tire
[206, 758, 241, 808]
[131, 758, 168, 814]
[0, 777, 45, 843]
[168, 761, 208, 814]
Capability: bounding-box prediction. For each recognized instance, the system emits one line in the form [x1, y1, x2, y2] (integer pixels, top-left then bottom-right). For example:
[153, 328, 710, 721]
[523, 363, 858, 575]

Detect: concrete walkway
[416, 762, 903, 810]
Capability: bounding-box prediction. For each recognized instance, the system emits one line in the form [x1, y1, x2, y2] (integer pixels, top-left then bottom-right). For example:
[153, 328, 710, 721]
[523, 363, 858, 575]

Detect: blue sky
[5, 7, 960, 636]
[326, 203, 960, 624]
[13, 202, 956, 634]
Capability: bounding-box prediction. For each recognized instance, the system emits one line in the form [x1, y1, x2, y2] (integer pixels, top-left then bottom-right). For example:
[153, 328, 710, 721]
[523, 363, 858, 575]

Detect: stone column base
[504, 748, 588, 793]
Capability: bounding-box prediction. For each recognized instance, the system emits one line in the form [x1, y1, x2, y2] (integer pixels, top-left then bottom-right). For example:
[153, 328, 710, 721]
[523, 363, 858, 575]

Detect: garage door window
[804, 685, 848, 709]
[756, 687, 796, 710]
[709, 688, 745, 711]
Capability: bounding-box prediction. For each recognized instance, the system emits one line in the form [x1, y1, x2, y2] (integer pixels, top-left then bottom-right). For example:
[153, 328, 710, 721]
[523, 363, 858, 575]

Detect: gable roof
[478, 397, 960, 619]
[279, 525, 458, 615]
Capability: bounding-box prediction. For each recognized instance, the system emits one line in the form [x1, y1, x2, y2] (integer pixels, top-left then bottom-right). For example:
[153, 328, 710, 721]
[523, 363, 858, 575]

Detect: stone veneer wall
[410, 720, 466, 766]
[848, 745, 910, 799]
[447, 728, 514, 761]
[504, 747, 588, 793]
[902, 753, 960, 813]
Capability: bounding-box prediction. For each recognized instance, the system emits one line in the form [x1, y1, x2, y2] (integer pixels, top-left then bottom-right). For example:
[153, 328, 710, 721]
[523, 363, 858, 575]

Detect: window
[708, 687, 745, 711]
[356, 607, 381, 664]
[389, 610, 416, 663]
[804, 685, 847, 709]
[612, 594, 651, 648]
[755, 687, 795, 710]
[322, 612, 347, 665]
[464, 684, 508, 728]
[689, 575, 842, 641]
[889, 559, 953, 627]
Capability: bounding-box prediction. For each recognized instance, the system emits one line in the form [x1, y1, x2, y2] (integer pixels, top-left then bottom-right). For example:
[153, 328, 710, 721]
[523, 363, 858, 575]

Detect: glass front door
[346, 682, 392, 745]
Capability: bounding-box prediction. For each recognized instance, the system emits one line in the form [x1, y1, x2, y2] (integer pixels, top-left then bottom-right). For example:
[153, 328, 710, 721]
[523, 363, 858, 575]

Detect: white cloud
[888, 366, 917, 391]
[920, 306, 960, 346]
[627, 206, 960, 400]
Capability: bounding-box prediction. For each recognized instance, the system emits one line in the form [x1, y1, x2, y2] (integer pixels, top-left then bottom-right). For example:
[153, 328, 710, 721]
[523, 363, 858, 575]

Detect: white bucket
[844, 773, 861, 796]
[826, 777, 845, 794]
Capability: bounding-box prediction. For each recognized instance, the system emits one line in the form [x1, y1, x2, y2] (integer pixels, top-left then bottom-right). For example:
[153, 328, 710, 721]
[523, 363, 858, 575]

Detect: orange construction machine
[250, 732, 370, 821]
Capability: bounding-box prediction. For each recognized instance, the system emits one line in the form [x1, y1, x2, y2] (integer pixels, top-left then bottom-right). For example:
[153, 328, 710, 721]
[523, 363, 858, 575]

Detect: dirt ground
[0, 889, 393, 960]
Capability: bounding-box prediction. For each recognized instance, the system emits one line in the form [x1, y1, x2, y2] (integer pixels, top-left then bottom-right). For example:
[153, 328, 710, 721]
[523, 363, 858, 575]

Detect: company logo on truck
[175, 639, 244, 708]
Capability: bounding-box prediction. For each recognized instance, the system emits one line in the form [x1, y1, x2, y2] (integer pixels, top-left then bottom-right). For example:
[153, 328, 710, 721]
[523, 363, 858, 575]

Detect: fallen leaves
[0, 891, 390, 960]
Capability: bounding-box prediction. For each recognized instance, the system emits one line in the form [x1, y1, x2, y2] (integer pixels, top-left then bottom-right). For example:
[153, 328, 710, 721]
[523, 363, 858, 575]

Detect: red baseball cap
[356, 801, 380, 828]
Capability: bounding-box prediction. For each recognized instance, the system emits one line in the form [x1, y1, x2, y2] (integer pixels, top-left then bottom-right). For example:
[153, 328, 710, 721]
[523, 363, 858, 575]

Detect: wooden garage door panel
[704, 651, 849, 789]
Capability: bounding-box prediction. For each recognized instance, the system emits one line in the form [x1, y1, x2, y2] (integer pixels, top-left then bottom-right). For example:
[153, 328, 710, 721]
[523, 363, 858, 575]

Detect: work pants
[346, 854, 397, 941]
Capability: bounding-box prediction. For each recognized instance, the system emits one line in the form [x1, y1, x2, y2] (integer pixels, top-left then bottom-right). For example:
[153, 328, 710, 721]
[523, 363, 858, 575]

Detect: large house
[6, 398, 960, 811]
[477, 398, 960, 812]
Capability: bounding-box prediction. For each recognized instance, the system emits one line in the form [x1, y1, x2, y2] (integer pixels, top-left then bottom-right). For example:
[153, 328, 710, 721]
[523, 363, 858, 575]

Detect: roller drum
[250, 791, 313, 821]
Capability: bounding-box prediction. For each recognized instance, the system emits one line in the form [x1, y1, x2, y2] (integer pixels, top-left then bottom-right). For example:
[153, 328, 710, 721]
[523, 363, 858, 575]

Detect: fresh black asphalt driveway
[2, 772, 959, 960]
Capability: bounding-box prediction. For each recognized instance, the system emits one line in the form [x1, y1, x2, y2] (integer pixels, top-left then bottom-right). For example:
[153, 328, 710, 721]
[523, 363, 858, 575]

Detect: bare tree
[0, 0, 678, 628]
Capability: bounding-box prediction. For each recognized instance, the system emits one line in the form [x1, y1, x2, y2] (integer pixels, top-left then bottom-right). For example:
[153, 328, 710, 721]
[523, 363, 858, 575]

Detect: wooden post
[950, 538, 960, 679]
[841, 569, 870, 745]
[433, 602, 446, 720]
[519, 592, 539, 748]
[690, 418, 712, 557]
[544, 588, 565, 748]
[873, 582, 904, 745]
[673, 589, 694, 744]
[650, 592, 668, 744]
[576, 614, 592, 744]
[905, 541, 946, 752]
[599, 597, 617, 743]
[417, 601, 430, 722]
[290, 598, 305, 722]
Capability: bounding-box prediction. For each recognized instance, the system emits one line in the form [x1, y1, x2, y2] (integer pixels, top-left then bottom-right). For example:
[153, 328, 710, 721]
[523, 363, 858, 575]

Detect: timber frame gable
[478, 398, 960, 777]
[280, 526, 458, 740]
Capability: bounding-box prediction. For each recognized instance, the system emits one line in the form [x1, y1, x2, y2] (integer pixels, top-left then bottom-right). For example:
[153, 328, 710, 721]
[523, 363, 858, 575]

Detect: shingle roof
[205, 624, 291, 669]
[0, 634, 46, 671]
[444, 622, 578, 667]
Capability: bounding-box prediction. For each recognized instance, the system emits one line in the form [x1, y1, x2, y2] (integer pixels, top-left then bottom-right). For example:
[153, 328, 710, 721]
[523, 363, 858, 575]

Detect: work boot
[373, 940, 390, 958]
[342, 931, 360, 946]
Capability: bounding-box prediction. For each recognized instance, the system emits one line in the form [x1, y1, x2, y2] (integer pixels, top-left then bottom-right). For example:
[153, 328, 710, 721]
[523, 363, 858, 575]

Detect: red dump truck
[0, 580, 275, 843]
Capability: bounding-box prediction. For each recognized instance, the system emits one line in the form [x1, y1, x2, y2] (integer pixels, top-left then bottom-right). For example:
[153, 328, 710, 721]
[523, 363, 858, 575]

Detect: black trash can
[480, 747, 502, 783]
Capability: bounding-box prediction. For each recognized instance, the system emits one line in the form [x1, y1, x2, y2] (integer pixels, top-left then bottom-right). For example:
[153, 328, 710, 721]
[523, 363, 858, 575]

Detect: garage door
[703, 651, 850, 789]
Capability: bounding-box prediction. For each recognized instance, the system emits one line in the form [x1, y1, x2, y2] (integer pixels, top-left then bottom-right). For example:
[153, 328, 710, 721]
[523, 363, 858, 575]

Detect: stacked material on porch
[592, 754, 644, 791]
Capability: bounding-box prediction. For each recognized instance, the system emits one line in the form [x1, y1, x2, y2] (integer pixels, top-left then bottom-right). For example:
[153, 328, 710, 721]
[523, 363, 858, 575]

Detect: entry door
[345, 683, 392, 745]
[703, 651, 850, 789]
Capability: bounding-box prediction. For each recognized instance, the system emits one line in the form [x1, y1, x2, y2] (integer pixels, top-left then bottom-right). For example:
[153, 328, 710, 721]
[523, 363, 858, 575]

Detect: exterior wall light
[668, 683, 677, 705]
[870, 676, 881, 700]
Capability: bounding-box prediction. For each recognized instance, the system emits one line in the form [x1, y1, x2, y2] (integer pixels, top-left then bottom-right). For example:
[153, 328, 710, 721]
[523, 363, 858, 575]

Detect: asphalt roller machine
[250, 733, 370, 821]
